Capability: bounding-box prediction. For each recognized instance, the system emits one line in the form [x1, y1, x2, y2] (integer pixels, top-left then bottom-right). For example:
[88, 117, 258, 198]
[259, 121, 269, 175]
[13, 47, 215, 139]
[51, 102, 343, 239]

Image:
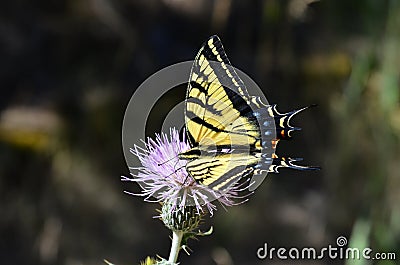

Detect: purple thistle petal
[123, 128, 248, 215]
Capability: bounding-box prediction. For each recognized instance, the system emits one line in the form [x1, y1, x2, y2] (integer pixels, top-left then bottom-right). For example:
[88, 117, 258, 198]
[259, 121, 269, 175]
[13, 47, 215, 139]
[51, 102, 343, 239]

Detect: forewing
[185, 35, 261, 150]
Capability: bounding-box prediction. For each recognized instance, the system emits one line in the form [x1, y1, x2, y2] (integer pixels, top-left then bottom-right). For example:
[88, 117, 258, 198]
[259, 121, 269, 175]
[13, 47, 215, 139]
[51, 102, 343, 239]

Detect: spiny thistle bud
[161, 201, 203, 232]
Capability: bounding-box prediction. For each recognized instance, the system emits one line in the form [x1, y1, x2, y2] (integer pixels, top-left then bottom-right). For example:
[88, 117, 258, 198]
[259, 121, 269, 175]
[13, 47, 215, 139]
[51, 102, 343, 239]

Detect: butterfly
[178, 35, 318, 192]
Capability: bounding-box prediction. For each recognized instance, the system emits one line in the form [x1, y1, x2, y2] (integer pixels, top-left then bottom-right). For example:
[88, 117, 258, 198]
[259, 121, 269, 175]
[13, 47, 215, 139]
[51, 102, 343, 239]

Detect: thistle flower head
[122, 128, 246, 216]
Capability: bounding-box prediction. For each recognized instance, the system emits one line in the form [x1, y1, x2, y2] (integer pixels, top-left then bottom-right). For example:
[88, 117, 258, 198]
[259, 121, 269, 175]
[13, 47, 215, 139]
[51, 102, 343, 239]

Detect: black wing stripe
[189, 81, 207, 94]
[201, 36, 249, 98]
[187, 112, 224, 132]
[187, 97, 222, 116]
[208, 166, 254, 190]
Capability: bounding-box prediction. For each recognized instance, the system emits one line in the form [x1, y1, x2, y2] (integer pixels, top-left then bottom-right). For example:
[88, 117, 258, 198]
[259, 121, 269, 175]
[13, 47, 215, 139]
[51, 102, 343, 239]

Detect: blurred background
[1, 0, 399, 264]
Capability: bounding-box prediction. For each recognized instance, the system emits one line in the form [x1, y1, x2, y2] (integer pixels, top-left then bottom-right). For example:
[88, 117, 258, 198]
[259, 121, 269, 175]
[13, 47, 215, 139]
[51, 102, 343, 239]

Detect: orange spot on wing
[271, 139, 280, 149]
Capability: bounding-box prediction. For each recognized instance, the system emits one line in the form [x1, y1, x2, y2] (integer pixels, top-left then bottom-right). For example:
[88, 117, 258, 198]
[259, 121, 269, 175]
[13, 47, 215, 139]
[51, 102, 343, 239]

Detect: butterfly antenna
[164, 165, 186, 179]
[174, 160, 194, 185]
[160, 157, 190, 183]
[157, 155, 178, 166]
[183, 174, 190, 185]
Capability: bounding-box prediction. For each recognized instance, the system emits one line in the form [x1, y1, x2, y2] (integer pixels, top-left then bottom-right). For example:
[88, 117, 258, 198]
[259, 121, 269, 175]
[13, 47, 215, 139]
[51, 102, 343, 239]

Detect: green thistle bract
[161, 200, 203, 232]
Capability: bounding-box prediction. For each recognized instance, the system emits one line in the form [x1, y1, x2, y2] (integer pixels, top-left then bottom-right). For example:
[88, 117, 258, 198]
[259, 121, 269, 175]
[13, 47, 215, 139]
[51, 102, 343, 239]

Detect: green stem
[168, 230, 183, 263]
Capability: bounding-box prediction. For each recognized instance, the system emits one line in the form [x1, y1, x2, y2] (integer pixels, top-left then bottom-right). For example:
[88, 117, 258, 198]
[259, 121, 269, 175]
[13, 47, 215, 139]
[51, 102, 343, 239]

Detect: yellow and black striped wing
[183, 35, 264, 189]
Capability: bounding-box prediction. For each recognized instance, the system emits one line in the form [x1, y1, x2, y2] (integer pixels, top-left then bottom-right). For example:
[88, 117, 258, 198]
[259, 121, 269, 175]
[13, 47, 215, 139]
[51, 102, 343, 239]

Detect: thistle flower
[122, 128, 249, 263]
[122, 128, 246, 217]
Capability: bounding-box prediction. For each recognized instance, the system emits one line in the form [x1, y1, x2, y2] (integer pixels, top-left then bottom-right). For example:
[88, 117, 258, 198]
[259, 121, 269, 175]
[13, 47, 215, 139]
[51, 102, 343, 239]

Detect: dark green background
[1, 1, 399, 264]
